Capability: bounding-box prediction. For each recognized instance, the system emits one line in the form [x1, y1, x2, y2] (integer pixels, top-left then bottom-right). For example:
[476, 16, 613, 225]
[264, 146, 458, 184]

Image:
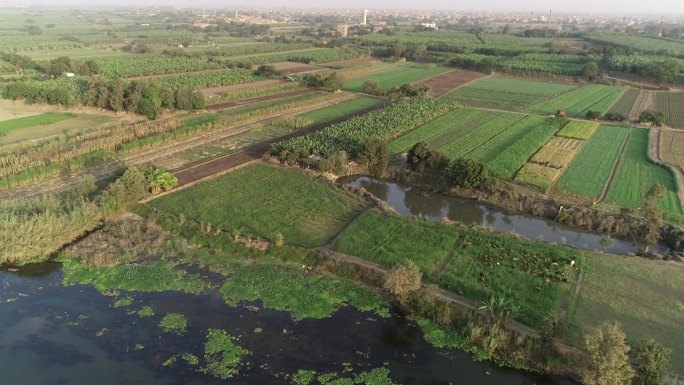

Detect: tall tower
[363, 9, 368, 27]
[528, 11, 533, 30]
[548, 9, 552, 30]
[235, 9, 238, 21]
[202, 8, 206, 19]
[658, 16, 664, 37]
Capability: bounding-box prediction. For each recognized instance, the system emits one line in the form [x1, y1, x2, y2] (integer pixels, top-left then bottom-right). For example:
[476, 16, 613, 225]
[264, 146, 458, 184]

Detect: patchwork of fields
[443, 76, 575, 111]
[333, 211, 583, 327]
[525, 84, 625, 118]
[391, 108, 564, 178]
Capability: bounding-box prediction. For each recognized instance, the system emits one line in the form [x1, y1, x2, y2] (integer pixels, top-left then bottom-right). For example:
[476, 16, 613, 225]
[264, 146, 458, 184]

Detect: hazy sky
[14, 0, 684, 16]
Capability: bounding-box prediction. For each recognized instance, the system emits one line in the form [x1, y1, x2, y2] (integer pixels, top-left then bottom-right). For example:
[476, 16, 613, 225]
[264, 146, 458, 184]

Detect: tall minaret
[658, 16, 664, 37]
[363, 9, 368, 26]
[548, 9, 552, 30]
[528, 11, 533, 30]
[202, 8, 206, 19]
[235, 9, 238, 21]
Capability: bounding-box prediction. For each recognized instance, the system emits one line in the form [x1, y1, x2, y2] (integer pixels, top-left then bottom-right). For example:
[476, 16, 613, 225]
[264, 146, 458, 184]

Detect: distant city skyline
[9, 0, 684, 16]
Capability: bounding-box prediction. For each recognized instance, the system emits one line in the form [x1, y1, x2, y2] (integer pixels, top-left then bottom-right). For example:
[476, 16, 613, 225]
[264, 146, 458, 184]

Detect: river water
[0, 263, 576, 385]
[339, 176, 643, 255]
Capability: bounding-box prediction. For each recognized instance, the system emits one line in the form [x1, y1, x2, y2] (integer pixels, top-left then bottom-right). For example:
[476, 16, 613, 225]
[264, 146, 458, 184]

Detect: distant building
[64, 72, 75, 77]
[363, 9, 368, 26]
[420, 22, 438, 30]
[336, 24, 349, 37]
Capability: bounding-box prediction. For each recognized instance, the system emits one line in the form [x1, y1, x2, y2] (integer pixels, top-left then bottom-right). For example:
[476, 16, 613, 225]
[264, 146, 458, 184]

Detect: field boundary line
[597, 129, 631, 203]
[461, 114, 529, 158]
[437, 73, 492, 100]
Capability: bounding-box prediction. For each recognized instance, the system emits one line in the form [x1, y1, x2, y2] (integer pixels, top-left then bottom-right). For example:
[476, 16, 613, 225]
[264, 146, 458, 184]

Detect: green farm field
[299, 97, 382, 123]
[571, 253, 684, 374]
[333, 211, 583, 327]
[0, 113, 74, 135]
[443, 76, 575, 111]
[343, 65, 452, 92]
[557, 125, 630, 198]
[147, 163, 366, 247]
[605, 127, 682, 216]
[525, 85, 625, 118]
[391, 109, 564, 178]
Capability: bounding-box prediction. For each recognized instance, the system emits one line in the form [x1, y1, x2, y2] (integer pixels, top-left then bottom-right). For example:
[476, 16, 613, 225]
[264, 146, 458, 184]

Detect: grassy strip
[219, 263, 388, 320]
[0, 113, 74, 135]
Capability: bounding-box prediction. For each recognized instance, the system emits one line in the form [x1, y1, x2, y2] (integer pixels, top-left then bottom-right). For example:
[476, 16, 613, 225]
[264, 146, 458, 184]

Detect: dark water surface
[339, 176, 643, 255]
[0, 264, 576, 385]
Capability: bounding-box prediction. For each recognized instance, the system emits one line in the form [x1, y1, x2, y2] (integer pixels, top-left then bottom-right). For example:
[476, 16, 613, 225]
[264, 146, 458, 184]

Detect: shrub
[384, 260, 422, 302]
[580, 322, 634, 385]
[447, 158, 487, 189]
[603, 112, 625, 122]
[636, 340, 671, 385]
[359, 137, 389, 177]
[586, 110, 601, 120]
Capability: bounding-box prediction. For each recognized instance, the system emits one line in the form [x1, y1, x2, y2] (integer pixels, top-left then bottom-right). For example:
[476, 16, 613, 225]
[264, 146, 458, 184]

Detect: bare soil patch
[629, 90, 656, 122]
[411, 69, 486, 97]
[272, 61, 321, 74]
[322, 57, 381, 68]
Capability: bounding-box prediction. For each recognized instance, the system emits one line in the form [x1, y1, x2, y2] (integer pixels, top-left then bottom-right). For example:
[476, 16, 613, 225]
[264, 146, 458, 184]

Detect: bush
[580, 322, 634, 385]
[603, 112, 625, 122]
[639, 110, 665, 126]
[636, 340, 671, 385]
[407, 142, 449, 173]
[320, 151, 348, 175]
[384, 260, 422, 302]
[447, 158, 487, 189]
[586, 110, 602, 120]
[359, 137, 389, 177]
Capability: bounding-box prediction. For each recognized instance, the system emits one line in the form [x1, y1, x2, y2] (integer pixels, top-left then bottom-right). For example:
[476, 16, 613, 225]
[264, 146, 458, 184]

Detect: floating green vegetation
[220, 264, 388, 320]
[290, 367, 398, 385]
[159, 313, 188, 334]
[181, 353, 199, 366]
[95, 328, 109, 337]
[62, 260, 207, 294]
[202, 329, 249, 380]
[137, 306, 155, 317]
[253, 327, 263, 334]
[112, 296, 134, 308]
[134, 344, 145, 351]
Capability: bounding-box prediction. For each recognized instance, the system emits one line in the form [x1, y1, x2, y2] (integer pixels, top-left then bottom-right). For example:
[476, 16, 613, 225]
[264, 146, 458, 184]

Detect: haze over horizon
[9, 0, 684, 16]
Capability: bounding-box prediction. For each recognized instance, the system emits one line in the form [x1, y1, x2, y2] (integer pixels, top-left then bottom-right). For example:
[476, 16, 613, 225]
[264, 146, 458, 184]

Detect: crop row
[605, 127, 682, 216]
[525, 85, 625, 118]
[607, 88, 640, 117]
[206, 82, 303, 105]
[557, 125, 630, 198]
[529, 137, 584, 169]
[444, 76, 575, 110]
[94, 55, 223, 78]
[655, 92, 684, 129]
[203, 43, 313, 57]
[388, 108, 487, 155]
[515, 163, 562, 191]
[220, 48, 369, 66]
[151, 69, 254, 90]
[271, 97, 454, 157]
[556, 120, 599, 140]
[466, 116, 563, 179]
[585, 34, 684, 58]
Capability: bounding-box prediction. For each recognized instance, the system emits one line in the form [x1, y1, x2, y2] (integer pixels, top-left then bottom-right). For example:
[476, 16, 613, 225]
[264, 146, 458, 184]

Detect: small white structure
[420, 22, 438, 30]
[64, 72, 75, 78]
